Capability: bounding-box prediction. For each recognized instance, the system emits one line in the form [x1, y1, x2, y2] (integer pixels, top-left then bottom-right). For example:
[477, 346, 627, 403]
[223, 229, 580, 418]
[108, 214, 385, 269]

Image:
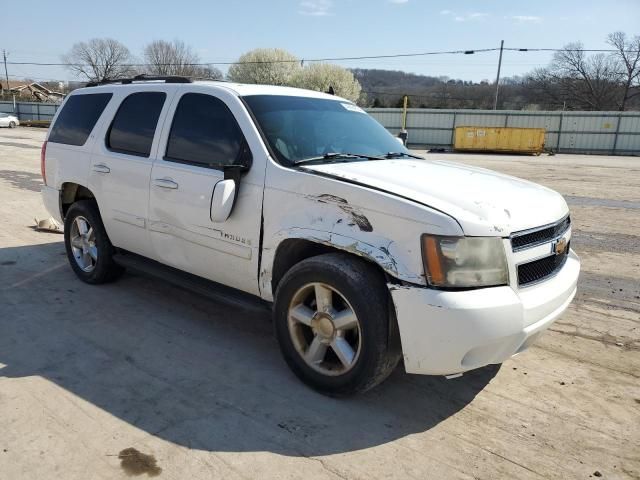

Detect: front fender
[259, 227, 422, 301]
[259, 167, 463, 302]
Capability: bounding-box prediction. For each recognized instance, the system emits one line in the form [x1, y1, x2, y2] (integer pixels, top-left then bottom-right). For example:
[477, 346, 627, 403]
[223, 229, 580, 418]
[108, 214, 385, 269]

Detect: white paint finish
[517, 250, 580, 327]
[199, 81, 347, 101]
[304, 158, 569, 236]
[390, 250, 579, 375]
[210, 179, 237, 223]
[88, 84, 177, 260]
[112, 209, 146, 229]
[40, 185, 62, 223]
[0, 113, 19, 127]
[40, 81, 582, 378]
[147, 219, 252, 260]
[43, 93, 99, 191]
[148, 85, 266, 295]
[260, 160, 464, 298]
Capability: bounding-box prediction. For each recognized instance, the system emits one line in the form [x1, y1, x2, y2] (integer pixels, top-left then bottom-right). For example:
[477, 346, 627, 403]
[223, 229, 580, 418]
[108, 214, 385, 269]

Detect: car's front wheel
[9, 121, 16, 128]
[64, 200, 123, 284]
[274, 253, 400, 396]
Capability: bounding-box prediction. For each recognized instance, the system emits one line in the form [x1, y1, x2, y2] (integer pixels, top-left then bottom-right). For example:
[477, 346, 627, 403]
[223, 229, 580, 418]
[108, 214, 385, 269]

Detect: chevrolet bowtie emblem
[554, 237, 568, 255]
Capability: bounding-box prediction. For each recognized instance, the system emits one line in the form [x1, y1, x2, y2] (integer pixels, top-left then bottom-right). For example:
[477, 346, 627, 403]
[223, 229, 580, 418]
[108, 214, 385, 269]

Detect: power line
[7, 46, 638, 68]
[5, 48, 498, 67]
[504, 47, 636, 53]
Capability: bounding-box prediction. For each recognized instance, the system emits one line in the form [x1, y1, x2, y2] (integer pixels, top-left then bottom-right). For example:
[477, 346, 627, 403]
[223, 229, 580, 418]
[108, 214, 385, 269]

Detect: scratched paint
[307, 194, 373, 232]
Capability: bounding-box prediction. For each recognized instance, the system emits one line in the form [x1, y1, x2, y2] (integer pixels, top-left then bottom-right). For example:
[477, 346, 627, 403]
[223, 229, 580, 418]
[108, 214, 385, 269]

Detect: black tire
[9, 121, 16, 128]
[64, 200, 124, 284]
[274, 253, 400, 396]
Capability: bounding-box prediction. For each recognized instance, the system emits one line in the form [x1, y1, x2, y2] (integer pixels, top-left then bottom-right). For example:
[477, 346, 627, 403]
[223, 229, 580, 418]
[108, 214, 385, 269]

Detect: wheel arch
[265, 231, 406, 299]
[60, 182, 97, 219]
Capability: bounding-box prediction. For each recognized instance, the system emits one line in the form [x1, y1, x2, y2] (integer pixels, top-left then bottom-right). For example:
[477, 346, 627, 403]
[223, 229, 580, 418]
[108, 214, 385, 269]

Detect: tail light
[40, 141, 47, 185]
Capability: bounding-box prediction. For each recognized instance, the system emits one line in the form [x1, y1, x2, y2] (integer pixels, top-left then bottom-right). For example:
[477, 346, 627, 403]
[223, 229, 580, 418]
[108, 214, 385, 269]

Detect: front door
[148, 89, 264, 295]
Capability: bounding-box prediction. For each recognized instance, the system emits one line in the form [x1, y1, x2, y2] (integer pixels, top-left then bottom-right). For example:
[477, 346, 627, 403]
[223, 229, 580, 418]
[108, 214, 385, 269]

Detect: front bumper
[390, 249, 580, 375]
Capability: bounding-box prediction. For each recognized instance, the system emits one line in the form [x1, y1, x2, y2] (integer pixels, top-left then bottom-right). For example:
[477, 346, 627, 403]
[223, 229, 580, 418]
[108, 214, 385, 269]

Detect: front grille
[511, 216, 571, 251]
[517, 243, 569, 286]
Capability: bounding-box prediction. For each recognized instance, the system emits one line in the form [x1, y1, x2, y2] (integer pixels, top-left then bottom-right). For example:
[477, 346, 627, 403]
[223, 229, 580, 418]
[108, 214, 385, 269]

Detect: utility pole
[2, 50, 9, 94]
[493, 40, 504, 110]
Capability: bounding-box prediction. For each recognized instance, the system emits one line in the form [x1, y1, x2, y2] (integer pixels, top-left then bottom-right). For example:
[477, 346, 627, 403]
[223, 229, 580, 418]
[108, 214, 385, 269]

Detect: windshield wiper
[293, 152, 385, 165]
[385, 151, 423, 159]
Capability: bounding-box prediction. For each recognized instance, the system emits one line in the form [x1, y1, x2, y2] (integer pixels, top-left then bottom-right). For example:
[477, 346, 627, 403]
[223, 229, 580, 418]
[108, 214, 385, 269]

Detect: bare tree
[607, 31, 640, 110]
[527, 43, 619, 110]
[143, 40, 222, 79]
[61, 38, 135, 82]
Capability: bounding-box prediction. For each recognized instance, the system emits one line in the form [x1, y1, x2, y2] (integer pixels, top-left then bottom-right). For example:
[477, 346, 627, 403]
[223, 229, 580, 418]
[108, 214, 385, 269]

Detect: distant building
[9, 82, 65, 102]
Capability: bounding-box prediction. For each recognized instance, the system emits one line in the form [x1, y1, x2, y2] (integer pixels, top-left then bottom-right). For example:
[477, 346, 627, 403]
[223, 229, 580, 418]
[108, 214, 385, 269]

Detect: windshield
[243, 95, 409, 165]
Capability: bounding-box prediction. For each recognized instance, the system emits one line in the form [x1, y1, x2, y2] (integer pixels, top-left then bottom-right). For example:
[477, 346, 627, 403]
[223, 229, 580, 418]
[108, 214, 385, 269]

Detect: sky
[3, 0, 640, 84]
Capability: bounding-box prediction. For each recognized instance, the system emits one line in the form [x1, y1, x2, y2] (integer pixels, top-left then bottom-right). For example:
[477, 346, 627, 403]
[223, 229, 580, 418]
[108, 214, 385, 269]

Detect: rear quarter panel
[44, 90, 115, 192]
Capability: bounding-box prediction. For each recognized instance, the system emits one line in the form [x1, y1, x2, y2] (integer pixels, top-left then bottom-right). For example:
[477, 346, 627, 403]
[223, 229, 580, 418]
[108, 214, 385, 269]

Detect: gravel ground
[0, 127, 638, 479]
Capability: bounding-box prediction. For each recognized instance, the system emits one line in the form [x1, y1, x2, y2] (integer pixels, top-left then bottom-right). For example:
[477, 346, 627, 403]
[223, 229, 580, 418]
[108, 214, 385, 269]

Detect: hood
[303, 158, 569, 236]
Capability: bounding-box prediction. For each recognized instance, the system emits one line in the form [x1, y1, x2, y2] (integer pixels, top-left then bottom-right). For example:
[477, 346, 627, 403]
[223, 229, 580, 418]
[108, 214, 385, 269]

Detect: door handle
[153, 178, 179, 189]
[92, 164, 110, 174]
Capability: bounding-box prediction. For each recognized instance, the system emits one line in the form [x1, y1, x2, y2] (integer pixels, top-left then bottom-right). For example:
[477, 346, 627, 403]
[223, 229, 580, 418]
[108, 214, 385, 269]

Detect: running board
[113, 251, 271, 314]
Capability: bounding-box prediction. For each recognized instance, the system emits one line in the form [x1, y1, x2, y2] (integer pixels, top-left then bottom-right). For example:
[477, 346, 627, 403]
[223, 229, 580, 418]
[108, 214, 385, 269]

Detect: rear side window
[49, 93, 112, 146]
[165, 93, 248, 168]
[107, 92, 167, 157]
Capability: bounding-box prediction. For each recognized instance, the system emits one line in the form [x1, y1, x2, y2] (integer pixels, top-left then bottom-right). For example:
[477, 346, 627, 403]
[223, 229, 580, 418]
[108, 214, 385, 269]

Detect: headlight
[421, 235, 508, 288]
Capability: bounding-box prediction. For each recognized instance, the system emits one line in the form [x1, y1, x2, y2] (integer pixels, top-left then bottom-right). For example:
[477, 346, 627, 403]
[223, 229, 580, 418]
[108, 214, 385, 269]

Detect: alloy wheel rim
[287, 282, 362, 376]
[70, 216, 97, 272]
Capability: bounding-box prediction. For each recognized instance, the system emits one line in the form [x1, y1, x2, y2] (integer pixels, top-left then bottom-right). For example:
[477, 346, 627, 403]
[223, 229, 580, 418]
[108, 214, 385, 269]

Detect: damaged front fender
[259, 228, 421, 301]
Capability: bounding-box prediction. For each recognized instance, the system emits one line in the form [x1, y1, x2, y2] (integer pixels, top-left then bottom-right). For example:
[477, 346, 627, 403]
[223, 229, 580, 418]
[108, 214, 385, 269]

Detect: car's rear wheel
[9, 121, 16, 128]
[274, 253, 400, 396]
[64, 200, 123, 284]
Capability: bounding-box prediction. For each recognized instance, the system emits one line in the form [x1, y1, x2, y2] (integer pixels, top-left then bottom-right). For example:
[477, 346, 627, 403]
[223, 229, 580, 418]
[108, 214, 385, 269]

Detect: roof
[81, 80, 348, 103]
[196, 81, 346, 101]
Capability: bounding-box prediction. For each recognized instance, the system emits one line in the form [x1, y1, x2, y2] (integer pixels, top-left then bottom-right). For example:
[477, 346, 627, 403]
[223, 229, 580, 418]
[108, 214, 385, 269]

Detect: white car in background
[0, 113, 20, 128]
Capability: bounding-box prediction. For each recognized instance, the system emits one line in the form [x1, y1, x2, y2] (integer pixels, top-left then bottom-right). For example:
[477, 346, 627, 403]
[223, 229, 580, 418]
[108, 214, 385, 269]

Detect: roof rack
[85, 74, 192, 87]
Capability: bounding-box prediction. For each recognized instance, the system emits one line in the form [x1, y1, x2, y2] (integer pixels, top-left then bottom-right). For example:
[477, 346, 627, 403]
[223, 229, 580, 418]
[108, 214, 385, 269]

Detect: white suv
[40, 75, 580, 395]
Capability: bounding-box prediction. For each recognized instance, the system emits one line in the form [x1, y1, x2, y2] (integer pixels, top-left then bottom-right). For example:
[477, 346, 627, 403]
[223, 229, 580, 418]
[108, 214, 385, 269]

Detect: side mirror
[210, 179, 236, 223]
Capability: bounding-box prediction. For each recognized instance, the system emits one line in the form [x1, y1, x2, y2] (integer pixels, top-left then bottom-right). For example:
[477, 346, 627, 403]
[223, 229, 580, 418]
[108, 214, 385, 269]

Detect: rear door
[148, 86, 264, 295]
[89, 86, 174, 258]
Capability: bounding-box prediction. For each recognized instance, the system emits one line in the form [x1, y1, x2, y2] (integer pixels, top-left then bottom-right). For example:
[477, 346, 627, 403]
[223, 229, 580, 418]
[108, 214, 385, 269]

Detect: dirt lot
[0, 127, 638, 480]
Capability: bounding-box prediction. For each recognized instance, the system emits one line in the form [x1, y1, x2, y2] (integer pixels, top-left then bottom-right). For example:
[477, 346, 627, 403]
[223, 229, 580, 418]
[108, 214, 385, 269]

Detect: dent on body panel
[259, 191, 423, 298]
[302, 194, 421, 280]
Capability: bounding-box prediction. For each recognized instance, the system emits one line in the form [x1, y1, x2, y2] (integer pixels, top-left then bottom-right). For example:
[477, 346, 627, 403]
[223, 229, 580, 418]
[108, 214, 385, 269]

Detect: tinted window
[107, 92, 166, 157]
[165, 93, 248, 168]
[49, 93, 112, 146]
